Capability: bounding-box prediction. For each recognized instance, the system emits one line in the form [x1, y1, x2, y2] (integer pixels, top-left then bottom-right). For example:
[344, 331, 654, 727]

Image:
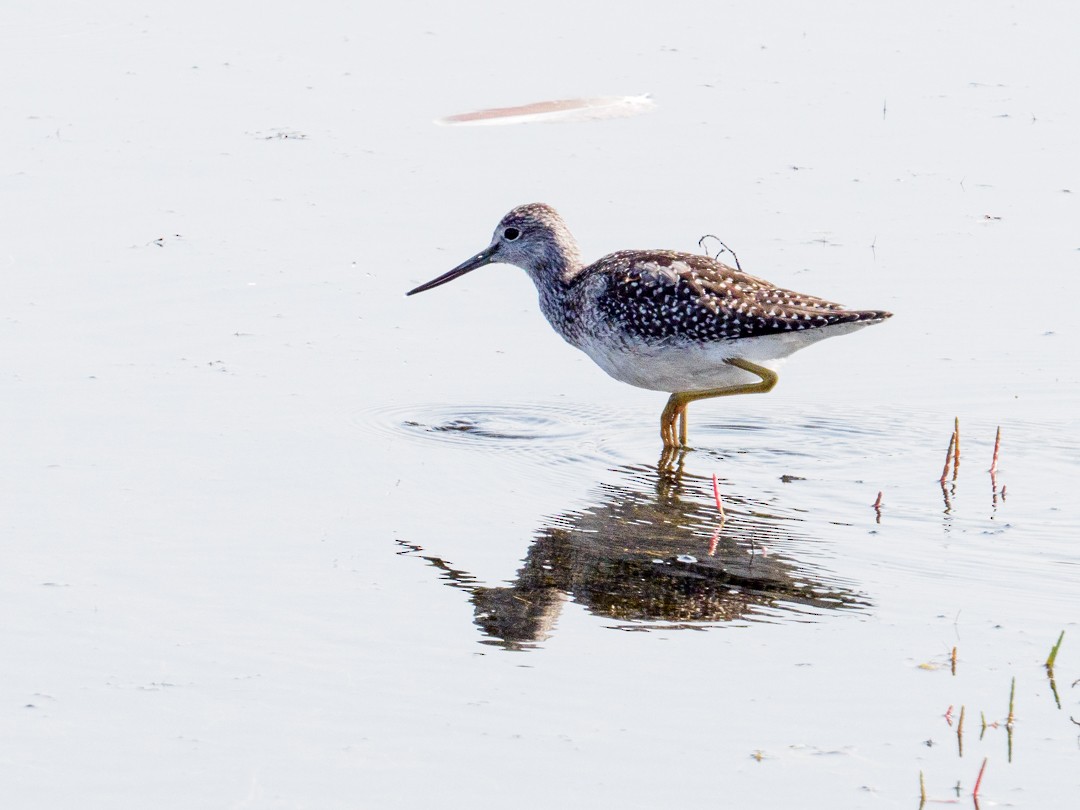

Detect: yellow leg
[660, 396, 680, 447]
[659, 358, 779, 448]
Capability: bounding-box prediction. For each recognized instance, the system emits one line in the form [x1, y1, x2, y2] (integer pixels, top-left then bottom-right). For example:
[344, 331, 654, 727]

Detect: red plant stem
[952, 417, 960, 479]
[712, 473, 726, 519]
[972, 757, 988, 798]
[707, 526, 720, 556]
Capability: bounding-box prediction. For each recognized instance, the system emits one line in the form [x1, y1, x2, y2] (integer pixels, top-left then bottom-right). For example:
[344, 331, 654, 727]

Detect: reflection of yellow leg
[657, 445, 689, 483]
[659, 358, 779, 448]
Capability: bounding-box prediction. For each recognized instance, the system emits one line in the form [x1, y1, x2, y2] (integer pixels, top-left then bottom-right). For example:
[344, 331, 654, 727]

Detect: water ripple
[360, 401, 643, 480]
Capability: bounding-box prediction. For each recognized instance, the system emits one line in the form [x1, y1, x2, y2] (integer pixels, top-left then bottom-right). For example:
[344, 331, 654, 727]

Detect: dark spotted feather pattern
[592, 250, 888, 344]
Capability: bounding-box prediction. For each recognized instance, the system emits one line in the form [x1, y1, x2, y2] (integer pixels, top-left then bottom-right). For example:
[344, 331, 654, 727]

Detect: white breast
[573, 321, 876, 393]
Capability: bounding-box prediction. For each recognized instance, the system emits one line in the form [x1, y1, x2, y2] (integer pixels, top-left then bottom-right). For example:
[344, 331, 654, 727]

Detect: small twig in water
[1006, 677, 1016, 762]
[989, 426, 1002, 475]
[1007, 676, 1016, 727]
[940, 430, 956, 484]
[872, 491, 883, 522]
[989, 426, 1003, 508]
[1049, 670, 1062, 710]
[957, 705, 966, 757]
[1046, 630, 1065, 670]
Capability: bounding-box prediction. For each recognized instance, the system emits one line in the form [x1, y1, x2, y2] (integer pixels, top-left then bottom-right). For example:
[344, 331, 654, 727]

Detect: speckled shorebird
[407, 203, 892, 448]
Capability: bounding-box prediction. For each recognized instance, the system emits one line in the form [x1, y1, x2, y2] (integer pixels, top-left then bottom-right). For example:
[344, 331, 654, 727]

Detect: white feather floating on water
[436, 94, 655, 126]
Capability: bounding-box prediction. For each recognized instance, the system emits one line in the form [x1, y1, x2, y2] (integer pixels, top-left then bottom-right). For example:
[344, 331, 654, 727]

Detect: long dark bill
[406, 244, 499, 296]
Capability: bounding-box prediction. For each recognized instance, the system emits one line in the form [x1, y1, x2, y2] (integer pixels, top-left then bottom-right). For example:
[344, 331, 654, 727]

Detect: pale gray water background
[3, 1, 1079, 808]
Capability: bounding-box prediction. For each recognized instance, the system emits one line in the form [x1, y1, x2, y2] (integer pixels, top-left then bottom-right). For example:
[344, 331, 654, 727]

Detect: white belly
[574, 321, 874, 393]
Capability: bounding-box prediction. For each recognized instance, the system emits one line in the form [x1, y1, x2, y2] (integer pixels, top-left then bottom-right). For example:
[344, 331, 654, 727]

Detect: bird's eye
[503, 227, 520, 241]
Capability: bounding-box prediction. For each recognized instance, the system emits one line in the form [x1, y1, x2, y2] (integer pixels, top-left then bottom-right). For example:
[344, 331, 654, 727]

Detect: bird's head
[406, 203, 582, 296]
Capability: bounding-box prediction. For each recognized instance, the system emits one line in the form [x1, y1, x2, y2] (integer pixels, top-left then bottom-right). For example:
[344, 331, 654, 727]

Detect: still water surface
[4, 1, 1079, 808]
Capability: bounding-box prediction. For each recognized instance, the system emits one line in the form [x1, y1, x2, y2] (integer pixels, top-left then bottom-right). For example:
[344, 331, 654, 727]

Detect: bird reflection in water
[398, 451, 868, 650]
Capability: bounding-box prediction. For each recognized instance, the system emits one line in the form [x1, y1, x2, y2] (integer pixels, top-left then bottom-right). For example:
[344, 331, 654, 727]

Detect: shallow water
[4, 1, 1080, 808]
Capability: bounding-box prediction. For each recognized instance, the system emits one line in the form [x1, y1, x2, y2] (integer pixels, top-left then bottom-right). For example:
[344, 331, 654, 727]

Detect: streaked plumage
[407, 203, 891, 447]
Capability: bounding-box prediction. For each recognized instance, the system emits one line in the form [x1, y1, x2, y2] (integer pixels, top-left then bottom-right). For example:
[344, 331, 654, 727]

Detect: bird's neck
[530, 256, 586, 345]
[527, 241, 584, 287]
[528, 252, 579, 305]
